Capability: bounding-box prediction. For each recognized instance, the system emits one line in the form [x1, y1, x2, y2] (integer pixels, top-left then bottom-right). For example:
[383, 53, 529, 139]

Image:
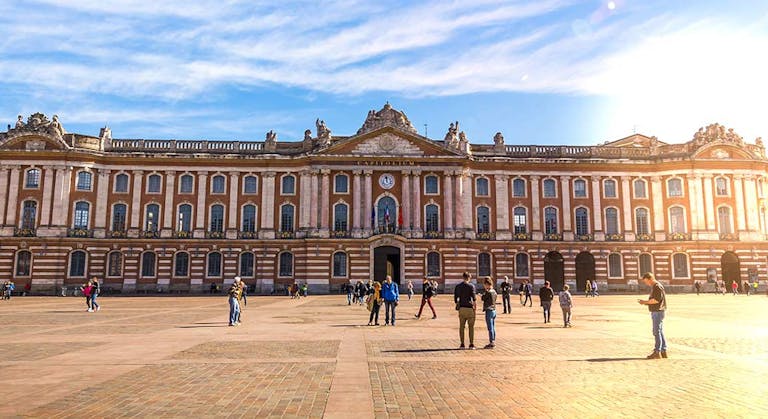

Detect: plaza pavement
[1, 291, 767, 418]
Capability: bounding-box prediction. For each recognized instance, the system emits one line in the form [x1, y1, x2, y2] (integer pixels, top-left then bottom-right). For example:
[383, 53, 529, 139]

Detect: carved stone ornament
[357, 103, 418, 136]
[350, 133, 424, 156]
[712, 149, 730, 159]
[25, 139, 46, 151]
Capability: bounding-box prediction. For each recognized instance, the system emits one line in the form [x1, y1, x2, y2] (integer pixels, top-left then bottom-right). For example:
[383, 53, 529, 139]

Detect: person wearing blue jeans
[90, 277, 101, 312]
[481, 277, 497, 349]
[228, 277, 242, 326]
[381, 276, 399, 326]
[638, 272, 667, 359]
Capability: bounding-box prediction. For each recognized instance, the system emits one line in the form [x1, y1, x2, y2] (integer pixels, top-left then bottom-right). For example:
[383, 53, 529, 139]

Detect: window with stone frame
[114, 173, 129, 193]
[141, 252, 156, 277]
[575, 207, 589, 236]
[279, 252, 293, 277]
[478, 253, 492, 277]
[76, 171, 92, 191]
[512, 178, 526, 197]
[513, 207, 527, 234]
[542, 179, 557, 198]
[335, 174, 349, 194]
[207, 252, 222, 277]
[147, 174, 162, 193]
[281, 175, 296, 195]
[515, 253, 529, 277]
[633, 179, 647, 198]
[242, 205, 257, 233]
[608, 253, 623, 277]
[425, 204, 439, 232]
[25, 168, 40, 188]
[332, 252, 347, 277]
[573, 179, 587, 198]
[69, 250, 87, 277]
[425, 175, 439, 195]
[672, 253, 689, 278]
[635, 208, 650, 235]
[426, 252, 441, 277]
[179, 174, 194, 193]
[15, 250, 32, 276]
[243, 175, 258, 194]
[174, 252, 190, 277]
[107, 251, 122, 277]
[211, 175, 226, 194]
[476, 177, 490, 197]
[239, 252, 255, 277]
[603, 179, 618, 198]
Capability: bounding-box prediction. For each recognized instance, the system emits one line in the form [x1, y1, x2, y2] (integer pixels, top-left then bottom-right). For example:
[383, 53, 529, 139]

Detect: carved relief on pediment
[350, 133, 424, 156]
[25, 139, 46, 151]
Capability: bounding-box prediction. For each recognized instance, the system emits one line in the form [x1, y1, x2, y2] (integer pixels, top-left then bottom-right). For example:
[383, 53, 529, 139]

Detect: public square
[1, 292, 767, 418]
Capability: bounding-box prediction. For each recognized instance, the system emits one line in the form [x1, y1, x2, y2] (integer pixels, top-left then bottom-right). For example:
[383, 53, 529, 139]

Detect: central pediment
[315, 126, 464, 158]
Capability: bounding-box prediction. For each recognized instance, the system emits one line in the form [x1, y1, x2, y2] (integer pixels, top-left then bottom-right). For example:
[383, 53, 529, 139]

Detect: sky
[1, 1, 767, 146]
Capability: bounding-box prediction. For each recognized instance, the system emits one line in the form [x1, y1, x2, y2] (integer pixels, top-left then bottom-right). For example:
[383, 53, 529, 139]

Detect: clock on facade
[379, 173, 395, 189]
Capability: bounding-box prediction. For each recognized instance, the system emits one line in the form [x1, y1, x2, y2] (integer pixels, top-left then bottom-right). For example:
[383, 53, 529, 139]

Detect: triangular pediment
[0, 132, 70, 151]
[314, 126, 464, 158]
[603, 133, 666, 148]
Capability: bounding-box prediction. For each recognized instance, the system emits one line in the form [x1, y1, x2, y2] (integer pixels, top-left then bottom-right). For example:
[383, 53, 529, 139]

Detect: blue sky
[1, 1, 767, 145]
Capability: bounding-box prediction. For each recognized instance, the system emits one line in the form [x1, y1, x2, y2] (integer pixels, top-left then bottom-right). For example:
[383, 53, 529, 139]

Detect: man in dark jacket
[381, 276, 399, 326]
[500, 276, 512, 314]
[523, 280, 533, 307]
[454, 272, 477, 349]
[415, 278, 437, 319]
[539, 281, 554, 323]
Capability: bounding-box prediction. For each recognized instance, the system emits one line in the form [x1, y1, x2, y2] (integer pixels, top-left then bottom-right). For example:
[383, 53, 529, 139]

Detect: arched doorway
[373, 246, 401, 284]
[721, 251, 740, 289]
[575, 251, 595, 292]
[544, 251, 565, 291]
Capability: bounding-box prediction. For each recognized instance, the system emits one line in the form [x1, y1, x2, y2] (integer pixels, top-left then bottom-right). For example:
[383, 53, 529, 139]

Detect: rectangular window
[335, 175, 348, 194]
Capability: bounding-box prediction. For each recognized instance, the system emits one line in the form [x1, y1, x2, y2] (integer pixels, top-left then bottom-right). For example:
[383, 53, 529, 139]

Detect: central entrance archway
[575, 251, 596, 292]
[373, 246, 401, 284]
[721, 251, 740, 289]
[544, 251, 565, 292]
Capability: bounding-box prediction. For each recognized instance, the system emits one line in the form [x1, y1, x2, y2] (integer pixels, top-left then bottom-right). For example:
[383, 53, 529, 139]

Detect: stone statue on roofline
[264, 130, 277, 152]
[316, 118, 332, 146]
[444, 121, 459, 148]
[15, 115, 25, 129]
[458, 131, 471, 155]
[493, 132, 505, 153]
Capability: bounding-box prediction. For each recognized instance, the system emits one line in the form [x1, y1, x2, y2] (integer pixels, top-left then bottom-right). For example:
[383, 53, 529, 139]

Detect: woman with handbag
[367, 281, 382, 326]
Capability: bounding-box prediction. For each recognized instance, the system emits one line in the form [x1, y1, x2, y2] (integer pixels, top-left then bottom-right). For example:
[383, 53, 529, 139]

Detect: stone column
[734, 174, 747, 233]
[702, 175, 716, 232]
[560, 176, 572, 240]
[39, 166, 55, 228]
[260, 172, 276, 239]
[5, 166, 21, 228]
[129, 170, 144, 234]
[744, 175, 760, 236]
[411, 170, 421, 236]
[443, 172, 454, 234]
[160, 170, 175, 238]
[310, 171, 319, 231]
[54, 166, 73, 230]
[320, 169, 330, 235]
[461, 171, 473, 238]
[530, 176, 542, 240]
[651, 176, 666, 240]
[298, 170, 311, 231]
[363, 170, 373, 233]
[495, 174, 511, 240]
[620, 176, 634, 241]
[352, 170, 362, 234]
[227, 172, 239, 238]
[591, 175, 604, 240]
[0, 166, 8, 227]
[194, 172, 208, 238]
[454, 171, 464, 235]
[687, 174, 705, 238]
[401, 170, 411, 233]
[94, 169, 111, 238]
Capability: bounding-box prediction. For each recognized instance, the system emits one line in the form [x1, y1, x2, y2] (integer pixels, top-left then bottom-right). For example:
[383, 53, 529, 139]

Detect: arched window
[76, 171, 92, 191]
[239, 252, 255, 277]
[377, 196, 396, 230]
[475, 178, 489, 196]
[542, 179, 557, 198]
[573, 179, 587, 198]
[243, 175, 258, 194]
[477, 206, 490, 233]
[141, 252, 156, 277]
[605, 207, 619, 235]
[207, 252, 222, 277]
[334, 203, 348, 232]
[279, 252, 293, 277]
[638, 253, 653, 277]
[280, 204, 295, 232]
[107, 251, 122, 277]
[672, 253, 689, 278]
[281, 175, 296, 195]
[174, 252, 190, 277]
[635, 208, 650, 235]
[114, 173, 129, 193]
[515, 253, 529, 277]
[332, 252, 347, 277]
[178, 204, 192, 232]
[111, 204, 127, 232]
[513, 207, 527, 234]
[242, 205, 257, 233]
[478, 253, 492, 277]
[715, 177, 729, 196]
[426, 252, 441, 277]
[210, 204, 225, 232]
[425, 175, 439, 195]
[179, 174, 194, 193]
[575, 207, 589, 236]
[147, 174, 162, 193]
[69, 250, 87, 277]
[608, 253, 623, 277]
[145, 204, 160, 232]
[211, 175, 226, 194]
[21, 200, 37, 230]
[669, 206, 686, 233]
[335, 174, 349, 194]
[74, 202, 90, 229]
[634, 179, 647, 198]
[667, 178, 683, 197]
[512, 178, 526, 197]
[15, 250, 32, 276]
[717, 206, 733, 234]
[25, 168, 40, 188]
[425, 204, 439, 233]
[544, 207, 558, 234]
[603, 179, 617, 198]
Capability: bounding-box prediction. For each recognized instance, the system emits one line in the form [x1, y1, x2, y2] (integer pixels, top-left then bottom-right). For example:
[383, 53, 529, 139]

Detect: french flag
[384, 207, 390, 224]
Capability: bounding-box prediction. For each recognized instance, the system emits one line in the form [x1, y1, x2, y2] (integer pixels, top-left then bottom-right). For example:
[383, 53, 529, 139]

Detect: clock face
[379, 173, 395, 189]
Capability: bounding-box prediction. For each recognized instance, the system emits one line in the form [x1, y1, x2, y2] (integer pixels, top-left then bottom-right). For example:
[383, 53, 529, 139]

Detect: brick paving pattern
[172, 340, 341, 360]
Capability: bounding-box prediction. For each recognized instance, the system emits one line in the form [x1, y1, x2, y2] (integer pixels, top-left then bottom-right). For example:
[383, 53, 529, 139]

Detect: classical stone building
[1, 106, 766, 294]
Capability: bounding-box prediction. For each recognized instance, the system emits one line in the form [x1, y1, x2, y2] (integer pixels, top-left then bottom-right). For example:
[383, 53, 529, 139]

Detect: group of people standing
[2, 280, 15, 300]
[79, 278, 101, 312]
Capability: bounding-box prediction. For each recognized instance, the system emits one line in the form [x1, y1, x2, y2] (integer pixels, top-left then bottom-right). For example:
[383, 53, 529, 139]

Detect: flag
[384, 207, 390, 224]
[397, 207, 403, 227]
[371, 206, 375, 228]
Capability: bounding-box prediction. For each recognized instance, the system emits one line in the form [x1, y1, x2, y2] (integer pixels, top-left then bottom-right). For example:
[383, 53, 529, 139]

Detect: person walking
[731, 280, 738, 295]
[585, 279, 593, 298]
[539, 280, 554, 323]
[454, 272, 477, 349]
[81, 281, 93, 312]
[228, 277, 242, 326]
[523, 280, 533, 307]
[5, 280, 15, 300]
[500, 276, 512, 314]
[559, 284, 573, 327]
[481, 277, 497, 349]
[345, 282, 354, 305]
[694, 280, 701, 295]
[743, 280, 751, 296]
[415, 278, 437, 319]
[590, 279, 599, 297]
[90, 277, 101, 312]
[406, 280, 414, 300]
[367, 281, 382, 326]
[518, 281, 525, 304]
[381, 276, 399, 326]
[637, 272, 668, 359]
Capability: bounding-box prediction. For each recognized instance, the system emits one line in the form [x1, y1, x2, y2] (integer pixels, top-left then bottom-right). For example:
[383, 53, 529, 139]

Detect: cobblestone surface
[0, 342, 101, 361]
[172, 340, 341, 360]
